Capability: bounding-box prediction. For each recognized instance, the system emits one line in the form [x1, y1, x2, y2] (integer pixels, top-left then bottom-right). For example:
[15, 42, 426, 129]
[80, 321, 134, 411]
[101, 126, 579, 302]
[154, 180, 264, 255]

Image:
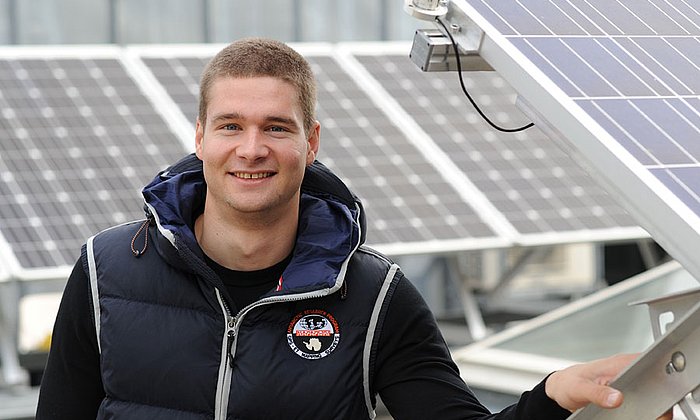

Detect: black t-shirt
[203, 252, 292, 313]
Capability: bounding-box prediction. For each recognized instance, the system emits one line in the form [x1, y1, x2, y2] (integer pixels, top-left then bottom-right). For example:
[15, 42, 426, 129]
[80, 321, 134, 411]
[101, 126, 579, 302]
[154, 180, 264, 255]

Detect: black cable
[435, 16, 534, 133]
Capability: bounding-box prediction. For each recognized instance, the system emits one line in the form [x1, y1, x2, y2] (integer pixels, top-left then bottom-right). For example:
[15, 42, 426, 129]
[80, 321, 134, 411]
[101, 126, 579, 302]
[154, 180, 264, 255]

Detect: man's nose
[236, 129, 269, 160]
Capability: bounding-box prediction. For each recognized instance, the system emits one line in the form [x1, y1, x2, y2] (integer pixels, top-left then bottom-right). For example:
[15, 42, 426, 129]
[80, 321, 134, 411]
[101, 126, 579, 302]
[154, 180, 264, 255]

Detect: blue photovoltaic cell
[510, 1, 587, 36]
[615, 38, 692, 95]
[574, 100, 656, 166]
[509, 38, 581, 96]
[595, 38, 674, 96]
[564, 38, 654, 96]
[524, 38, 617, 97]
[634, 99, 700, 158]
[649, 167, 700, 212]
[481, 1, 551, 35]
[595, 99, 693, 165]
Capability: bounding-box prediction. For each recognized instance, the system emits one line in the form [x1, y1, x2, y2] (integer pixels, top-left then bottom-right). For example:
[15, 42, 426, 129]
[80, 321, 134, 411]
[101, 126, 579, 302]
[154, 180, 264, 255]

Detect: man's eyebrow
[209, 112, 243, 124]
[209, 113, 299, 129]
[266, 115, 299, 128]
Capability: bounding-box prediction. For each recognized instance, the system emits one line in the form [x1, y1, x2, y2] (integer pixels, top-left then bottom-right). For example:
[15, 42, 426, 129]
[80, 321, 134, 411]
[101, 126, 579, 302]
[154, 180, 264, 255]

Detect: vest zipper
[211, 218, 361, 418]
[225, 317, 236, 367]
[214, 290, 235, 420]
[212, 288, 330, 419]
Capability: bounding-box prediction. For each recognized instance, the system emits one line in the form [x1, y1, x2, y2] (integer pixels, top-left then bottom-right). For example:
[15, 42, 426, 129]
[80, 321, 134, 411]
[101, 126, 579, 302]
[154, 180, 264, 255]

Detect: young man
[36, 38, 666, 419]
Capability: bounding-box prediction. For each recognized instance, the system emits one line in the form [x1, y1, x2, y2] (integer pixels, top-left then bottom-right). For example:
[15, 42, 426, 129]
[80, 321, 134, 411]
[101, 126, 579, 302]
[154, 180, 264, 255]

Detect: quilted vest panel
[90, 222, 394, 419]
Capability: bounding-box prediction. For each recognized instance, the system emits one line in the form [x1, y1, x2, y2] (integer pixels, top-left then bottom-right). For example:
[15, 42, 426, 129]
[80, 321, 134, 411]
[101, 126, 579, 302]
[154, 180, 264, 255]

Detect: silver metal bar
[635, 288, 700, 419]
[568, 297, 700, 420]
[446, 256, 488, 341]
[0, 281, 29, 388]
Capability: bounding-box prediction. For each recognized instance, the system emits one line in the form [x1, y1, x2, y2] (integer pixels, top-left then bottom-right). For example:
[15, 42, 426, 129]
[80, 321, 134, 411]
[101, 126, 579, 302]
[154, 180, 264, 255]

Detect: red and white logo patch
[287, 309, 340, 359]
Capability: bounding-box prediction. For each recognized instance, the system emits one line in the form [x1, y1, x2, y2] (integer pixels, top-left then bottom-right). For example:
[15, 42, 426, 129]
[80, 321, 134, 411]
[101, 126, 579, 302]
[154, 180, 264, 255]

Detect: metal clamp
[569, 288, 700, 420]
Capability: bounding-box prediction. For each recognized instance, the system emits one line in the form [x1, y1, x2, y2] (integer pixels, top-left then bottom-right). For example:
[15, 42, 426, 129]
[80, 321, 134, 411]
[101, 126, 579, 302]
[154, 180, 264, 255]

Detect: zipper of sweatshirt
[212, 287, 335, 420]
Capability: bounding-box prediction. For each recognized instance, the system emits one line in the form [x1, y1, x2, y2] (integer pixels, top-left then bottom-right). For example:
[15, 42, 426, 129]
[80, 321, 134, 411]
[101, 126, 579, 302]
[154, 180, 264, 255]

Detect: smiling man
[36, 38, 668, 420]
[193, 74, 318, 272]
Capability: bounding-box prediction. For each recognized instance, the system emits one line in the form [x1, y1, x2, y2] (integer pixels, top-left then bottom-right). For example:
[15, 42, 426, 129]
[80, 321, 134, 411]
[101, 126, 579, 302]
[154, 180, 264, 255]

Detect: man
[36, 38, 669, 419]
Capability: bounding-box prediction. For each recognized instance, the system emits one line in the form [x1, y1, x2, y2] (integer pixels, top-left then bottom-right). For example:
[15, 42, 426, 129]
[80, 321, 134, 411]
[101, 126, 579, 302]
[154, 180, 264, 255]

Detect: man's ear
[195, 118, 204, 158]
[306, 121, 320, 166]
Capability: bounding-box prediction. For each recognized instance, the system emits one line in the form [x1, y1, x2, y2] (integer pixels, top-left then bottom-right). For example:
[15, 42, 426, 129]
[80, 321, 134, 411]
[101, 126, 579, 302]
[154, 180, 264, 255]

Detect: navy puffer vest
[86, 156, 401, 419]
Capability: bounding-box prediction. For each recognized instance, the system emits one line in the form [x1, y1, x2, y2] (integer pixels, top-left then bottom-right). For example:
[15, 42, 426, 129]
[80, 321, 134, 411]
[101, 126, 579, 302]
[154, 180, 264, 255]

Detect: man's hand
[545, 353, 673, 419]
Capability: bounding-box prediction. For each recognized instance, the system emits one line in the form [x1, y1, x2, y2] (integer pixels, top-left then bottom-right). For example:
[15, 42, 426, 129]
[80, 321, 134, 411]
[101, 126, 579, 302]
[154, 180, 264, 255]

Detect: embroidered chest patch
[287, 309, 340, 359]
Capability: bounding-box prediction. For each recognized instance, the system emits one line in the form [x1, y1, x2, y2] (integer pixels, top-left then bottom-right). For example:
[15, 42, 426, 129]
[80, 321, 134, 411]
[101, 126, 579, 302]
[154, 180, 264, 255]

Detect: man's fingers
[591, 354, 638, 379]
[594, 386, 623, 409]
[550, 375, 623, 412]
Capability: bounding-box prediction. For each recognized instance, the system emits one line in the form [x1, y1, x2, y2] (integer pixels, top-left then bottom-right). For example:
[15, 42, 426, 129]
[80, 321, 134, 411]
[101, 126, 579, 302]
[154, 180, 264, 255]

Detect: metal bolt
[666, 351, 686, 374]
[450, 23, 461, 33]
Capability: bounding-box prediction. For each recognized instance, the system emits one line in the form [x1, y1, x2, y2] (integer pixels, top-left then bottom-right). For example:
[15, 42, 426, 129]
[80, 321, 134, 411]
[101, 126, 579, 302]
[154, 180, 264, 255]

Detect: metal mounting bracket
[568, 288, 700, 420]
[407, 0, 493, 73]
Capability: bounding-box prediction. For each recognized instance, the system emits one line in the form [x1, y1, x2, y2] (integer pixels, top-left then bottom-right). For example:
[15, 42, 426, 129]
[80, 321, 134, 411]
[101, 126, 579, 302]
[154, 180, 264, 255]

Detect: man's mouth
[232, 172, 274, 179]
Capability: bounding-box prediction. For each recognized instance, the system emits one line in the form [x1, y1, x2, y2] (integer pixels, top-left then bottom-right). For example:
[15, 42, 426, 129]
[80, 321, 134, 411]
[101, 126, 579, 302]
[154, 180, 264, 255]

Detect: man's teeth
[235, 172, 272, 179]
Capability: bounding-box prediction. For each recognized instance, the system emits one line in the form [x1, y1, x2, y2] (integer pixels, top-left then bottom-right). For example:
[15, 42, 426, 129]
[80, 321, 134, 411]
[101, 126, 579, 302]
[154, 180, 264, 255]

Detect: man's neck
[194, 203, 298, 271]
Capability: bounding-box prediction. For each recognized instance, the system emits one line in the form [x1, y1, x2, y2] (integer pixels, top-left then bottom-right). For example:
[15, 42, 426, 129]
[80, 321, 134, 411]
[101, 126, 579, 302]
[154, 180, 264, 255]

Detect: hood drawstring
[340, 279, 348, 300]
[130, 219, 151, 257]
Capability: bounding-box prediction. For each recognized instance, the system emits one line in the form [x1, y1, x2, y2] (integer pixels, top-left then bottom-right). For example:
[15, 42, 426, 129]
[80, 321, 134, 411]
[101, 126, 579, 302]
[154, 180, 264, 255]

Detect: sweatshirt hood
[141, 153, 365, 295]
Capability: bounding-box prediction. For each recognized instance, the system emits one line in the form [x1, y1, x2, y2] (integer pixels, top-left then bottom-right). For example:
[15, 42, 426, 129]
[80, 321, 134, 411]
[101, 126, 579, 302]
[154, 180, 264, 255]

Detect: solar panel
[0, 47, 189, 272]
[438, 0, 700, 278]
[348, 45, 641, 244]
[135, 45, 505, 255]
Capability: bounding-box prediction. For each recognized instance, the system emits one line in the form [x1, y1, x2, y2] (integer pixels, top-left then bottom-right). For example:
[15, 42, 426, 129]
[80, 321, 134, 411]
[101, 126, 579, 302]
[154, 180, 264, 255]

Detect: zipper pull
[226, 316, 236, 367]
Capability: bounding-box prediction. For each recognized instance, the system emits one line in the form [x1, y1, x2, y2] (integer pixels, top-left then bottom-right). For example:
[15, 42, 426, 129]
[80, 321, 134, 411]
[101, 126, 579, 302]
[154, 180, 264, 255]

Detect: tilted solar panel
[440, 0, 700, 278]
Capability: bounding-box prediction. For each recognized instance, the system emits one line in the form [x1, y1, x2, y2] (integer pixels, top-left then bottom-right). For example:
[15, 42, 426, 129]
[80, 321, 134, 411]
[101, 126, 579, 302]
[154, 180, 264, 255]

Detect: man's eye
[223, 124, 239, 130]
[269, 126, 287, 132]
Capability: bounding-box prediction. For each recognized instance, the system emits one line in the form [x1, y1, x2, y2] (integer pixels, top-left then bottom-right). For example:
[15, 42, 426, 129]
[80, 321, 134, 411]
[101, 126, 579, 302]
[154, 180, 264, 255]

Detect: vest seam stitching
[100, 293, 219, 317]
[104, 396, 212, 415]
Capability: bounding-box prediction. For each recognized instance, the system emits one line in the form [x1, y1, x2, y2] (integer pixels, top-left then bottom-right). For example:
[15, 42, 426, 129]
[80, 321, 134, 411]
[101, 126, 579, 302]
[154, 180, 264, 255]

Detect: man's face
[195, 76, 319, 219]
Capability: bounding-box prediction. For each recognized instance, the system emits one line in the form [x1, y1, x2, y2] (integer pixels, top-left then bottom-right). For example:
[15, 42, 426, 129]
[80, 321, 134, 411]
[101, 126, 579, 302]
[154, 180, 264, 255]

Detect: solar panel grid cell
[0, 54, 188, 269]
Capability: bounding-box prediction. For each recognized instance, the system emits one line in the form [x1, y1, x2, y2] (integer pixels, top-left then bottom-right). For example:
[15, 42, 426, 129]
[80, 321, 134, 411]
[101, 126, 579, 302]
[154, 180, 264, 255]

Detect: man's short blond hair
[198, 38, 317, 135]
